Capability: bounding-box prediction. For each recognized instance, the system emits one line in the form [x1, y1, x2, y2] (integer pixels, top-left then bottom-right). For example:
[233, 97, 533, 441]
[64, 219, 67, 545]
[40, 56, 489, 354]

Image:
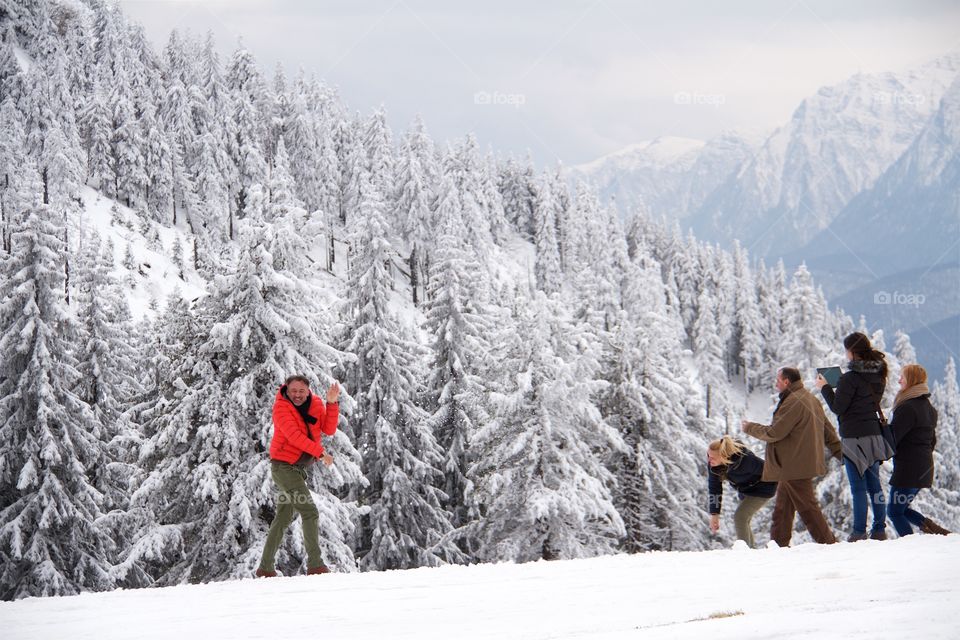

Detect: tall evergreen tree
[532, 175, 562, 295]
[226, 42, 268, 227]
[340, 167, 459, 568]
[0, 201, 116, 599]
[394, 116, 435, 304]
[423, 175, 493, 540]
[471, 292, 625, 563]
[732, 241, 765, 393]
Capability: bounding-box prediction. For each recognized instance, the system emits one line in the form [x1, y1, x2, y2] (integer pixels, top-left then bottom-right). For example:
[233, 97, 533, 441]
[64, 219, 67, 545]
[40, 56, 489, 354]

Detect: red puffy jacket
[269, 385, 339, 464]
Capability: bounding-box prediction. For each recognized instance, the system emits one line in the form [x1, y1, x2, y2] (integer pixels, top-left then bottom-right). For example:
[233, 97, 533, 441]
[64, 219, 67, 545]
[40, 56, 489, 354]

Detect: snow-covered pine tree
[307, 78, 341, 268]
[932, 358, 960, 494]
[340, 167, 459, 569]
[498, 154, 536, 239]
[109, 62, 147, 209]
[363, 106, 394, 209]
[893, 330, 918, 366]
[141, 103, 173, 222]
[564, 186, 622, 332]
[268, 63, 291, 162]
[779, 263, 829, 372]
[0, 28, 21, 100]
[335, 115, 365, 227]
[212, 199, 360, 575]
[670, 231, 702, 339]
[706, 246, 737, 378]
[0, 97, 26, 252]
[600, 306, 652, 554]
[72, 231, 151, 587]
[693, 287, 727, 421]
[448, 136, 495, 265]
[0, 198, 116, 599]
[226, 42, 268, 225]
[482, 152, 509, 246]
[394, 115, 436, 305]
[80, 77, 114, 193]
[283, 70, 321, 211]
[266, 138, 305, 225]
[471, 291, 625, 563]
[75, 232, 143, 499]
[423, 172, 494, 544]
[125, 292, 205, 584]
[614, 247, 713, 551]
[731, 241, 765, 393]
[198, 30, 237, 224]
[532, 174, 562, 294]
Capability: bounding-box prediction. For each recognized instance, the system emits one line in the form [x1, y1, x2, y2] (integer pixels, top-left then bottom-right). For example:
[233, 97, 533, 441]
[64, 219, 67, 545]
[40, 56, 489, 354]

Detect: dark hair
[284, 375, 311, 387]
[777, 367, 802, 384]
[843, 332, 888, 380]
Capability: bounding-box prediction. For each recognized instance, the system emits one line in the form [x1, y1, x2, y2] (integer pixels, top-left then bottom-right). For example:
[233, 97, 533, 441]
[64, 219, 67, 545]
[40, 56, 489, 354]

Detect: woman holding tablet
[816, 332, 894, 541]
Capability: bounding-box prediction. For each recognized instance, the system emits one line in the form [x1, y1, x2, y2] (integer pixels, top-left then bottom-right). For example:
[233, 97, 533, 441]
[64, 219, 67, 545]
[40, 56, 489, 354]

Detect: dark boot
[307, 565, 330, 575]
[869, 530, 887, 541]
[920, 518, 951, 535]
[847, 531, 869, 542]
[255, 568, 278, 578]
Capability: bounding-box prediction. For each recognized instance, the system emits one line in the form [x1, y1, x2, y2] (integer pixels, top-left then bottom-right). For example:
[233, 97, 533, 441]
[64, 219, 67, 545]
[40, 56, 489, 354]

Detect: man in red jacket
[256, 375, 340, 577]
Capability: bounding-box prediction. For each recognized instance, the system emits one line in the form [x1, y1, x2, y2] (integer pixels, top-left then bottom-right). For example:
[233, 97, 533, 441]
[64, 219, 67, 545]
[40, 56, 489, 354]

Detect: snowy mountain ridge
[575, 52, 960, 256]
[689, 52, 960, 258]
[575, 136, 706, 173]
[569, 131, 763, 222]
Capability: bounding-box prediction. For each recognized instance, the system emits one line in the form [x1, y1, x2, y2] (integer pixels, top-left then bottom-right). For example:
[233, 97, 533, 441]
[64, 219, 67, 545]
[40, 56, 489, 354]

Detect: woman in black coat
[888, 364, 950, 536]
[817, 332, 894, 541]
[707, 436, 777, 548]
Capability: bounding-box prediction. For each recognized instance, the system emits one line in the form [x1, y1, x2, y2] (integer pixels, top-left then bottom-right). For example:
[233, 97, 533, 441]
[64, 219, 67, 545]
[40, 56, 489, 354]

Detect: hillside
[4, 0, 960, 603]
[4, 536, 959, 640]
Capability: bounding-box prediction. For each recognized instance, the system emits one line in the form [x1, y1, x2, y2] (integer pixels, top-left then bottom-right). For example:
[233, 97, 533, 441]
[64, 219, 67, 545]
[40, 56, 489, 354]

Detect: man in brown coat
[742, 367, 843, 547]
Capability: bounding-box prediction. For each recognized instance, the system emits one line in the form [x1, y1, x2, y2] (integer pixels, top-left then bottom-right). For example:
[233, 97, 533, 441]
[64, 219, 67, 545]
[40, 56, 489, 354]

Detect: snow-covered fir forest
[1, 0, 959, 601]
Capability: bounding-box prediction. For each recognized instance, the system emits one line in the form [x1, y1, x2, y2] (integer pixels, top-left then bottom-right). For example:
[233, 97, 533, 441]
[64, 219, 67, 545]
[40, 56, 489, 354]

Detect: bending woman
[707, 436, 777, 548]
[887, 364, 951, 536]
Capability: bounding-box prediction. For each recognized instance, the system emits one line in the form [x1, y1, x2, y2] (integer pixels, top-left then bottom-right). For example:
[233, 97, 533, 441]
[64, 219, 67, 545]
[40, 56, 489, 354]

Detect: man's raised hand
[326, 382, 340, 404]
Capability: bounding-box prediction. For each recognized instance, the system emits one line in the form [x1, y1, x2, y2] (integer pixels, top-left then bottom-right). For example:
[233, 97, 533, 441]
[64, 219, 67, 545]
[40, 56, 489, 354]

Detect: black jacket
[821, 360, 886, 438]
[707, 448, 777, 514]
[890, 395, 938, 488]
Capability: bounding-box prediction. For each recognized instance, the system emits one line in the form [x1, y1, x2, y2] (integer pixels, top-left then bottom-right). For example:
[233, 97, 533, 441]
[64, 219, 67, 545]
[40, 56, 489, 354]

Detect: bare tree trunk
[409, 244, 419, 306]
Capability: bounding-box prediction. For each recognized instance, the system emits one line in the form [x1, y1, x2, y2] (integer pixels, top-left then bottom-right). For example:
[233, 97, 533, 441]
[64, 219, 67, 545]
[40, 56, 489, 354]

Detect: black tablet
[816, 366, 842, 388]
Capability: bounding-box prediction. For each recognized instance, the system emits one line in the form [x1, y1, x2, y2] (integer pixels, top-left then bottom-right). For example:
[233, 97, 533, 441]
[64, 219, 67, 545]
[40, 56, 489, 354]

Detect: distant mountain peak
[576, 136, 705, 173]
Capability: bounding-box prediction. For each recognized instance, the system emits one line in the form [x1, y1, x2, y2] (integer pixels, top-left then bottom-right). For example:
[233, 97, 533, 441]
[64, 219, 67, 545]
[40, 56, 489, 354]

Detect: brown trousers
[770, 479, 837, 547]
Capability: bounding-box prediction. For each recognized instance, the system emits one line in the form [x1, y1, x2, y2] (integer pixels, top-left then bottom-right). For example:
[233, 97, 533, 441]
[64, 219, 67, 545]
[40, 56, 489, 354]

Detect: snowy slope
[75, 186, 207, 318]
[4, 536, 959, 639]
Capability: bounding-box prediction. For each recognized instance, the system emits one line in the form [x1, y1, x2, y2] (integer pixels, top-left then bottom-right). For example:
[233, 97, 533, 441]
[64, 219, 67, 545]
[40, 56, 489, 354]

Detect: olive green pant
[733, 495, 770, 549]
[258, 461, 323, 572]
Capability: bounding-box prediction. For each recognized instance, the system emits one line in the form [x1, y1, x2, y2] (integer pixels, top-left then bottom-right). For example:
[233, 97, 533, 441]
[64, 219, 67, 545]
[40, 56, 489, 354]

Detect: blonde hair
[901, 364, 927, 388]
[707, 436, 746, 466]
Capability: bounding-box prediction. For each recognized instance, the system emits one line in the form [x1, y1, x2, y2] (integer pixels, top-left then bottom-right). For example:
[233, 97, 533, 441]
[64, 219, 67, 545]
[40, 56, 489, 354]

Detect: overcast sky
[117, 0, 960, 167]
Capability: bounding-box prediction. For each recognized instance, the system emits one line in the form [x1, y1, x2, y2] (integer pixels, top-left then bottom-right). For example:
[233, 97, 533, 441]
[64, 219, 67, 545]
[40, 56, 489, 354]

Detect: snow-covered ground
[4, 536, 957, 639]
